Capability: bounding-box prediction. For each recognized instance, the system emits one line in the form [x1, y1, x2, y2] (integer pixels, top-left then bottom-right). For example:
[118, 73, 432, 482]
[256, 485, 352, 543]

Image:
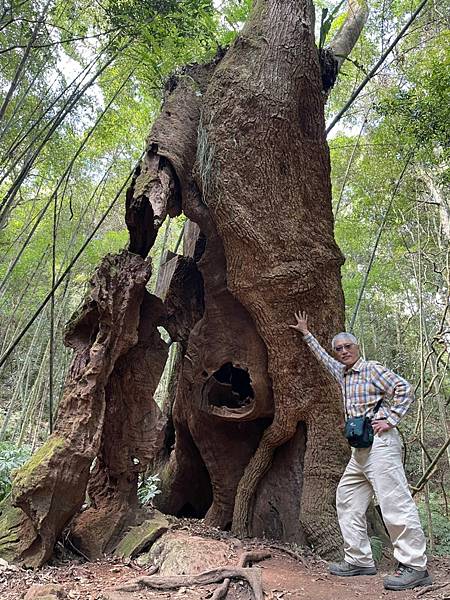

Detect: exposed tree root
[116, 568, 263, 597]
[211, 578, 231, 600]
[211, 551, 271, 600]
[114, 550, 270, 600]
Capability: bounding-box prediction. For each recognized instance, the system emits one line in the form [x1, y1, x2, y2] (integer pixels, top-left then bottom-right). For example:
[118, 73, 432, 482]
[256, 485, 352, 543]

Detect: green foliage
[222, 0, 252, 25]
[103, 0, 220, 80]
[376, 33, 450, 184]
[0, 442, 32, 502]
[419, 493, 450, 556]
[138, 473, 162, 505]
[219, 0, 252, 45]
[319, 0, 346, 49]
[369, 535, 383, 562]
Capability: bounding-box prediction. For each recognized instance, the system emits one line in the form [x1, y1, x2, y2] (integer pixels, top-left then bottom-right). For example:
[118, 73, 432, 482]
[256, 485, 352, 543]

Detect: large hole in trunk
[203, 363, 254, 409]
[178, 502, 204, 519]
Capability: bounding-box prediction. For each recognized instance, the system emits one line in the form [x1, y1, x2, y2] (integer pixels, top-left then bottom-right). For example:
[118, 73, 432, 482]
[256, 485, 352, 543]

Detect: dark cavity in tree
[204, 363, 255, 409]
[178, 502, 205, 519]
[319, 48, 338, 92]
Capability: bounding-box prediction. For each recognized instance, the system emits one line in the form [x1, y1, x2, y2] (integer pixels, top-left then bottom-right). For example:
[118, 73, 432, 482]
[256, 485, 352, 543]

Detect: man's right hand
[289, 311, 310, 335]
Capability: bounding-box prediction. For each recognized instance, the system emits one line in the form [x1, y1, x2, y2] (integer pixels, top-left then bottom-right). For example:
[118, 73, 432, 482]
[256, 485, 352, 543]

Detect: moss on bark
[12, 436, 65, 494]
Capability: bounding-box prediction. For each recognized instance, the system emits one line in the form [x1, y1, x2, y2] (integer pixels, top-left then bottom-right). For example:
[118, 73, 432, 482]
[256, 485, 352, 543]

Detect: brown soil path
[1, 551, 448, 600]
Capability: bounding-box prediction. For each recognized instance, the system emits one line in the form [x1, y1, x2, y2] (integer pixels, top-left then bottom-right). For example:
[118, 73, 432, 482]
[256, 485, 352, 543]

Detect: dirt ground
[0, 523, 448, 600]
[1, 550, 448, 600]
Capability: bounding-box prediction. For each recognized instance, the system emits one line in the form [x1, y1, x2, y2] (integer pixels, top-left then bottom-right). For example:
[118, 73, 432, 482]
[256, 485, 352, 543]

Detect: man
[290, 311, 432, 591]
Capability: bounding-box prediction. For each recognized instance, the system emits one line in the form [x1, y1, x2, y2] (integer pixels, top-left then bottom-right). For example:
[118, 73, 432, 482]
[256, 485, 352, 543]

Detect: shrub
[0, 442, 32, 502]
[138, 473, 162, 505]
[418, 491, 450, 556]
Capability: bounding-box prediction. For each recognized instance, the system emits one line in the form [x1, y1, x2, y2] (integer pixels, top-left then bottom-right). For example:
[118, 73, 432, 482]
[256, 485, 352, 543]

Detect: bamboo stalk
[0, 153, 141, 371]
[0, 49, 124, 226]
[334, 113, 368, 219]
[416, 196, 434, 551]
[349, 154, 413, 331]
[0, 0, 52, 122]
[0, 72, 133, 293]
[0, 312, 45, 440]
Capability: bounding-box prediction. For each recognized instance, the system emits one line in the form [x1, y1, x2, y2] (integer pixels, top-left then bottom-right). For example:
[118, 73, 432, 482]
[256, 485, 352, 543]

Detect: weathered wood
[69, 292, 168, 559]
[141, 1, 348, 551]
[195, 0, 347, 554]
[154, 254, 204, 347]
[182, 220, 202, 260]
[154, 252, 180, 302]
[126, 155, 179, 257]
[115, 566, 264, 600]
[0, 251, 153, 567]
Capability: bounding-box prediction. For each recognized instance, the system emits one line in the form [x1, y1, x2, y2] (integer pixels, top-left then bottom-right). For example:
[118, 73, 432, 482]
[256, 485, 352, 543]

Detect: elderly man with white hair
[290, 311, 431, 591]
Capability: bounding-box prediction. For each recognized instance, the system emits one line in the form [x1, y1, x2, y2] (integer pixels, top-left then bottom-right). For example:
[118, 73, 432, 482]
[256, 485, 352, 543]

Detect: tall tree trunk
[193, 0, 347, 554]
[0, 0, 362, 565]
[145, 0, 347, 556]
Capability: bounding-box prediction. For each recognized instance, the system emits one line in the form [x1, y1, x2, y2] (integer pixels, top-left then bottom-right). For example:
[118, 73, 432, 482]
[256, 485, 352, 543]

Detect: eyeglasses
[334, 343, 355, 352]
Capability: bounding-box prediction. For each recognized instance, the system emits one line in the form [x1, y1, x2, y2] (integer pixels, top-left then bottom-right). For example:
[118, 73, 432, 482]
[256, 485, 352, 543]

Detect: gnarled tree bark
[0, 251, 155, 566]
[0, 0, 369, 566]
[69, 292, 168, 559]
[188, 0, 348, 555]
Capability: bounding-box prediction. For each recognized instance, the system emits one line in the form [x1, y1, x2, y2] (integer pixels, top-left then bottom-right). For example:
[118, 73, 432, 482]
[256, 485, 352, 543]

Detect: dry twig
[416, 581, 450, 597]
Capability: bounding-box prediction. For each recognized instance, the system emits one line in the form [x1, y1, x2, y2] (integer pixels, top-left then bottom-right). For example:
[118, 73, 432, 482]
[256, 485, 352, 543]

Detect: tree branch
[411, 435, 450, 495]
[327, 0, 430, 133]
[329, 0, 369, 73]
[0, 29, 120, 55]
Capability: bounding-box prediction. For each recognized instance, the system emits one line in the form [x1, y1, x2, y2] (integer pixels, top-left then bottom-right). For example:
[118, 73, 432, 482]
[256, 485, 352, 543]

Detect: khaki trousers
[336, 428, 427, 569]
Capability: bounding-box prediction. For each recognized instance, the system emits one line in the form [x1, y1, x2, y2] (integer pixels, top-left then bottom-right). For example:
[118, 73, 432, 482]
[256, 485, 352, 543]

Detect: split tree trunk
[0, 0, 361, 565]
[195, 2, 347, 553]
[69, 292, 168, 559]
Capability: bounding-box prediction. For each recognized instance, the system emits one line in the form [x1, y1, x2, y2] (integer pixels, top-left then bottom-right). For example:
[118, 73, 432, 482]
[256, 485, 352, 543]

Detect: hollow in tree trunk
[0, 0, 371, 565]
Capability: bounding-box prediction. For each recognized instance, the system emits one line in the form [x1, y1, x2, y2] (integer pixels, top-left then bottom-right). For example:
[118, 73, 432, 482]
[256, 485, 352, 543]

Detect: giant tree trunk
[0, 0, 355, 566]
[150, 0, 348, 556]
[195, 0, 347, 553]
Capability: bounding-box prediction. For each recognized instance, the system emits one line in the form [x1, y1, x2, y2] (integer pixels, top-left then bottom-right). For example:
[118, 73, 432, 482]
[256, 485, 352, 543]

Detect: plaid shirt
[303, 333, 414, 427]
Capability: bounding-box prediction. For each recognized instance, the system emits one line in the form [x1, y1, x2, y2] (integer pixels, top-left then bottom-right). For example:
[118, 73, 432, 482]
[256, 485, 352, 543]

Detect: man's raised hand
[290, 311, 310, 335]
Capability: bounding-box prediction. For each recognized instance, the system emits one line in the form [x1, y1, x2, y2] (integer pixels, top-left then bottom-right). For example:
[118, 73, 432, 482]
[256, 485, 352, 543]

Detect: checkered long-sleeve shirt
[303, 333, 414, 427]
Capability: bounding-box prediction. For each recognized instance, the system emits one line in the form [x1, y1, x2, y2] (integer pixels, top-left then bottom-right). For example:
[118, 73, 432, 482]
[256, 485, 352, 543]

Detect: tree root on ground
[114, 550, 270, 600]
[211, 551, 271, 600]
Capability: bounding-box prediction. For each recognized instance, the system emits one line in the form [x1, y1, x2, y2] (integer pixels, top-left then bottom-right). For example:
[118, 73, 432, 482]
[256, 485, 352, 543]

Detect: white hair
[331, 332, 358, 350]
